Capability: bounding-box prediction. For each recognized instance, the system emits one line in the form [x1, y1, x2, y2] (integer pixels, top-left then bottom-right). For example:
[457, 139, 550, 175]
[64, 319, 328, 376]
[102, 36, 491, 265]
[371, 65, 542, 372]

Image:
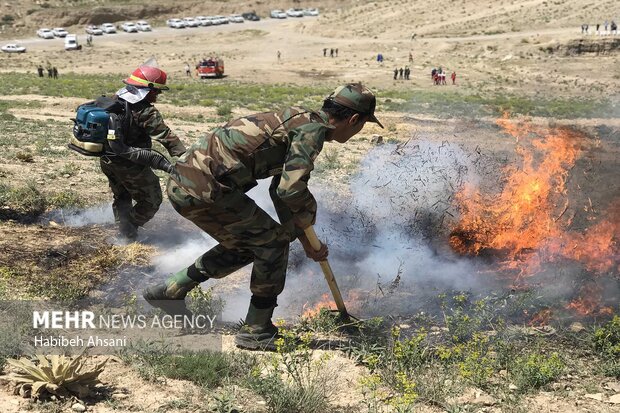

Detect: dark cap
[327, 83, 383, 128]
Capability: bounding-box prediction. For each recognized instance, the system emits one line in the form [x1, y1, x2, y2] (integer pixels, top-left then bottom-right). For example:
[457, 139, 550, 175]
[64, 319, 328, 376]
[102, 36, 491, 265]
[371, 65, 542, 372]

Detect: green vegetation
[593, 316, 620, 377]
[0, 72, 610, 118]
[120, 340, 256, 388]
[247, 326, 334, 413]
[4, 354, 107, 400]
[0, 182, 85, 221]
[510, 352, 565, 390]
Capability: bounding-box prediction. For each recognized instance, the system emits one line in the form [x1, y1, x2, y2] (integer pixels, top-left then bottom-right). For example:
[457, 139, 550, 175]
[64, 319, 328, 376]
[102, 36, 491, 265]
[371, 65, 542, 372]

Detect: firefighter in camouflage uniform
[102, 61, 186, 239]
[143, 83, 383, 350]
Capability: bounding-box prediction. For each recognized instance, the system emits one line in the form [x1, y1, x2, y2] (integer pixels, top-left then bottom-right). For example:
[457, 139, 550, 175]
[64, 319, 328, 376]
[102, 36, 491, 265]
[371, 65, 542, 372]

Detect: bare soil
[0, 1, 619, 412]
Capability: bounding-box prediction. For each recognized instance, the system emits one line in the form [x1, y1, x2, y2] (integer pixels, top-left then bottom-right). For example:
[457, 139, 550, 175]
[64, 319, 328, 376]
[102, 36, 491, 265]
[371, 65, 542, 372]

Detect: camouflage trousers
[100, 159, 163, 228]
[166, 178, 291, 298]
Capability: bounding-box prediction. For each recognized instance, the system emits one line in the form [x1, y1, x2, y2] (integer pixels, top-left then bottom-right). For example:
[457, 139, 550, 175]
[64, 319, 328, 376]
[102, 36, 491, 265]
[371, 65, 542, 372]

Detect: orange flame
[528, 308, 553, 326]
[566, 284, 614, 316]
[301, 293, 335, 318]
[450, 116, 618, 317]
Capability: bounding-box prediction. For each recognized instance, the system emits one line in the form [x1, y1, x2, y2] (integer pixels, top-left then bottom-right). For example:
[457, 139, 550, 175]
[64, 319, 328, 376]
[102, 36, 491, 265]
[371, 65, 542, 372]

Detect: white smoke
[64, 140, 493, 320]
[276, 140, 487, 318]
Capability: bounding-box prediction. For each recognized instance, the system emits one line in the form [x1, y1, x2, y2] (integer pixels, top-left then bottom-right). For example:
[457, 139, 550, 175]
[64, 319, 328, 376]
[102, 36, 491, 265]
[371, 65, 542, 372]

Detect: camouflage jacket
[108, 98, 186, 164]
[173, 106, 334, 229]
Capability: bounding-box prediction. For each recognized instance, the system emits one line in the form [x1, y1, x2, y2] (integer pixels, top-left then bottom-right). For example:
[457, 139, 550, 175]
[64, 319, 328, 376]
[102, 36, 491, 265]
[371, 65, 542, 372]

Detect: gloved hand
[298, 233, 329, 262]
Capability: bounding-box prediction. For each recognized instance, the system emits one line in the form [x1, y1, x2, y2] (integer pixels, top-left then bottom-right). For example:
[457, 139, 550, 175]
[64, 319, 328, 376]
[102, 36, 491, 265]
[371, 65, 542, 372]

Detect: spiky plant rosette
[3, 354, 107, 399]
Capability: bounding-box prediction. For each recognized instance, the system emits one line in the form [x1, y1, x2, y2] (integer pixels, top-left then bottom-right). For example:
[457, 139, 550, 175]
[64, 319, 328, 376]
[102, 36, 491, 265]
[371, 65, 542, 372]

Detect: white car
[303, 8, 319, 16]
[196, 16, 212, 26]
[136, 21, 152, 31]
[37, 28, 54, 39]
[167, 19, 185, 28]
[121, 22, 138, 32]
[216, 15, 230, 24]
[286, 8, 304, 17]
[270, 10, 287, 19]
[64, 34, 80, 51]
[229, 14, 244, 23]
[85, 25, 103, 35]
[52, 28, 68, 37]
[182, 17, 199, 27]
[101, 23, 117, 33]
[1, 43, 26, 53]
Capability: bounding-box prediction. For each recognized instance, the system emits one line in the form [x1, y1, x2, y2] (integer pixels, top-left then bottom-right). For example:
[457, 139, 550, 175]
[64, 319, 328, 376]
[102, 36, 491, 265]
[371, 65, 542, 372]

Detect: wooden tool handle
[304, 226, 350, 319]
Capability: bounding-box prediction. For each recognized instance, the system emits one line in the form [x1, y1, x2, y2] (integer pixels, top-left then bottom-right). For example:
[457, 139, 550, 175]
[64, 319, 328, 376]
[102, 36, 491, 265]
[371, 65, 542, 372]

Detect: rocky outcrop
[25, 4, 178, 27]
[562, 38, 620, 56]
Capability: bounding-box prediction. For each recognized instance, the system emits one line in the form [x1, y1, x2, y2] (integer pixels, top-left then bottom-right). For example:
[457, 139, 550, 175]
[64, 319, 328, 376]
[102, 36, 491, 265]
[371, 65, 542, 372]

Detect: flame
[302, 293, 336, 318]
[566, 284, 614, 316]
[528, 308, 553, 326]
[449, 116, 618, 317]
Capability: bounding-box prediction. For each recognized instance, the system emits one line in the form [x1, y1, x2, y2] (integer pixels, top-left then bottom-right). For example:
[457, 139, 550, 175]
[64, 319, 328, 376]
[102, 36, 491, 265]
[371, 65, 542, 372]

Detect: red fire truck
[197, 58, 224, 78]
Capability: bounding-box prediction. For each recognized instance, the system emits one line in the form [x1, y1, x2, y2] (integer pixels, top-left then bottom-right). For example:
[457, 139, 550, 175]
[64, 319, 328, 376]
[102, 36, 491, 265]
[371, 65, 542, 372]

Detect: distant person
[52, 67, 58, 79]
[604, 20, 609, 32]
[596, 23, 600, 35]
[404, 66, 410, 80]
[37, 65, 44, 78]
[581, 24, 586, 34]
[330, 48, 334, 57]
[277, 50, 281, 62]
[440, 72, 446, 85]
[451, 71, 456, 85]
[47, 67, 53, 78]
[185, 63, 191, 77]
[335, 48, 338, 57]
[323, 48, 327, 57]
[377, 53, 383, 63]
[399, 67, 403, 79]
[612, 21, 618, 35]
[408, 51, 413, 63]
[394, 68, 398, 80]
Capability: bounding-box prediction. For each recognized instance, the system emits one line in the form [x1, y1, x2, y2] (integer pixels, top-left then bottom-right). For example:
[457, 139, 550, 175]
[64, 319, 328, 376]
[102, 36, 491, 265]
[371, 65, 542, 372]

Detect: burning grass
[449, 116, 619, 317]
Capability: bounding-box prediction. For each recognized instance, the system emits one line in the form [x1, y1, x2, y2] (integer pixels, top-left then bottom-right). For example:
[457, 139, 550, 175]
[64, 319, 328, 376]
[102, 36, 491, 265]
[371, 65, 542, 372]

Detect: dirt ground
[0, 0, 619, 412]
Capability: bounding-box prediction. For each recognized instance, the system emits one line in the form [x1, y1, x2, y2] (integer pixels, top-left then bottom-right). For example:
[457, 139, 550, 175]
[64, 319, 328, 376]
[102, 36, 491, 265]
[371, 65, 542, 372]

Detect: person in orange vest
[451, 71, 456, 85]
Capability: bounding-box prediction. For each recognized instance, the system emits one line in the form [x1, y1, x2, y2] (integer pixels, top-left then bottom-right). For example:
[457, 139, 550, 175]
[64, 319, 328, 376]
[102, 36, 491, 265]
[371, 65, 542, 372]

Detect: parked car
[166, 18, 185, 28]
[121, 22, 138, 32]
[101, 23, 117, 33]
[286, 8, 304, 17]
[303, 8, 319, 16]
[229, 14, 244, 23]
[204, 16, 219, 25]
[270, 10, 287, 19]
[242, 12, 260, 21]
[182, 17, 199, 27]
[136, 21, 152, 31]
[196, 16, 212, 26]
[52, 27, 68, 37]
[85, 25, 103, 35]
[64, 34, 81, 51]
[1, 43, 26, 53]
[37, 28, 54, 39]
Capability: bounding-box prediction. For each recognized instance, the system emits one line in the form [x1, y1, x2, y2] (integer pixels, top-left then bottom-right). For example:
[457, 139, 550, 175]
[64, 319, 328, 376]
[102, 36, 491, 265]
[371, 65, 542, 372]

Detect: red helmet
[123, 65, 169, 90]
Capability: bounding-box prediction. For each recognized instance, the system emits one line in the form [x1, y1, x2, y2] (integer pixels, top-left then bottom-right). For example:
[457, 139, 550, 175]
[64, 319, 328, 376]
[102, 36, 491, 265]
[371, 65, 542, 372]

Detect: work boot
[234, 303, 279, 351]
[119, 220, 138, 241]
[143, 267, 199, 318]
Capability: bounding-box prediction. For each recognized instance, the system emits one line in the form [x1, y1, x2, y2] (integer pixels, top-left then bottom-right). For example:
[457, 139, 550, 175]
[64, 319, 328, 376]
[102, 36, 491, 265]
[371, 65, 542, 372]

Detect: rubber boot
[143, 267, 200, 318]
[234, 303, 279, 351]
[119, 220, 138, 241]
